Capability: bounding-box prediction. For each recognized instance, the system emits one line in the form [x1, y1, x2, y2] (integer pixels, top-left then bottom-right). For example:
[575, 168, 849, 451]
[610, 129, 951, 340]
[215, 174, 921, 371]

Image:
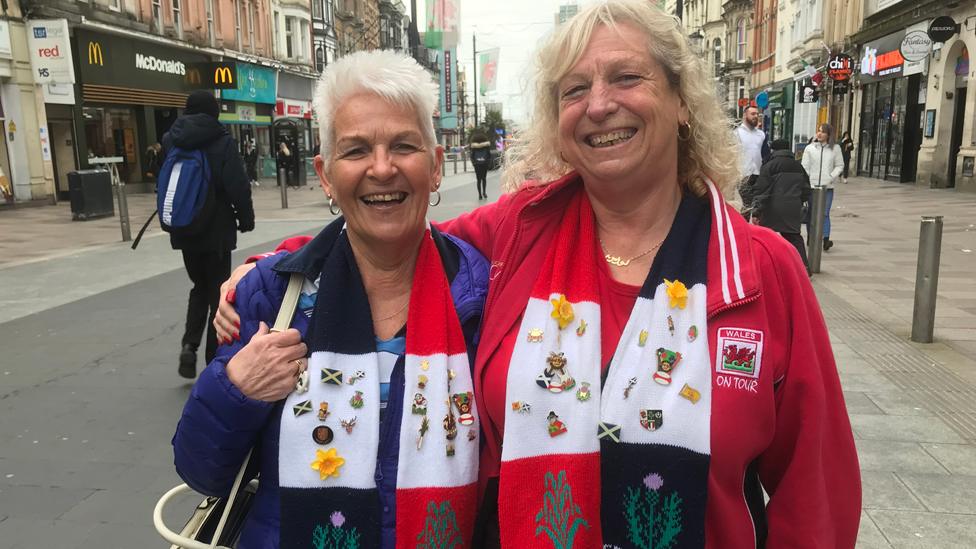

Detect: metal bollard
[115, 182, 131, 242]
[911, 216, 943, 343]
[463, 152, 468, 172]
[807, 187, 827, 273]
[278, 167, 288, 209]
[453, 154, 458, 174]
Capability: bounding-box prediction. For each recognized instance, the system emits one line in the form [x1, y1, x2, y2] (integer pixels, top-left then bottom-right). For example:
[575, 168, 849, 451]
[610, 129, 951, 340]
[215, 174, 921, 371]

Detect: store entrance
[49, 120, 77, 200]
[948, 86, 968, 188]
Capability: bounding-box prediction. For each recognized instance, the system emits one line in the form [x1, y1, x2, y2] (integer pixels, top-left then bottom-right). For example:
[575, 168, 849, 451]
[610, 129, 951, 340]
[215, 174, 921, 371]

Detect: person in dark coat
[469, 131, 492, 200]
[162, 91, 255, 378]
[749, 138, 812, 272]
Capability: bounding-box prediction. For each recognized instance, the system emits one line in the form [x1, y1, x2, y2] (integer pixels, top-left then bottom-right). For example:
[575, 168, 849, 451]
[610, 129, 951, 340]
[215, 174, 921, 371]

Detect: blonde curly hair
[503, 0, 741, 198]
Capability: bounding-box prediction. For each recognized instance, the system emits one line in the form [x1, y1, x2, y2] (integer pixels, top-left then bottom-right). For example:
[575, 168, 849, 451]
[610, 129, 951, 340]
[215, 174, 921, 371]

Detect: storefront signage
[76, 29, 207, 93]
[860, 31, 908, 83]
[27, 19, 75, 84]
[221, 63, 277, 104]
[186, 62, 239, 90]
[827, 54, 854, 81]
[219, 101, 272, 126]
[275, 98, 312, 119]
[900, 31, 932, 62]
[444, 49, 453, 113]
[0, 20, 12, 59]
[798, 82, 819, 104]
[928, 16, 957, 43]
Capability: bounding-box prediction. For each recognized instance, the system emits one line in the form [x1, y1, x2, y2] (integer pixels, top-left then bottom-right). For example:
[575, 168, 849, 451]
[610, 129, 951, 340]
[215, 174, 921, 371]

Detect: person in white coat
[802, 122, 844, 250]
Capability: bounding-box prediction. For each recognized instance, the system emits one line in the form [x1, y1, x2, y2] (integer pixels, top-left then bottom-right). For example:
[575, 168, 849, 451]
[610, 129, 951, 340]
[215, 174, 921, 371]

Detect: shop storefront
[218, 62, 277, 178]
[274, 71, 316, 183]
[70, 29, 210, 188]
[767, 84, 794, 144]
[855, 27, 927, 182]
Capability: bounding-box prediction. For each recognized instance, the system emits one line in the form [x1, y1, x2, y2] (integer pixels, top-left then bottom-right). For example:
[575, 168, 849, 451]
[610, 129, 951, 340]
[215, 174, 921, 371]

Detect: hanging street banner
[27, 19, 75, 84]
[479, 48, 499, 96]
[424, 0, 460, 49]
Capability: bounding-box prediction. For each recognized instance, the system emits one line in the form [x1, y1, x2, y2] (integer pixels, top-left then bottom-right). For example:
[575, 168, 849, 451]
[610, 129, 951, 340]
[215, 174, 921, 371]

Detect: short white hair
[313, 50, 439, 166]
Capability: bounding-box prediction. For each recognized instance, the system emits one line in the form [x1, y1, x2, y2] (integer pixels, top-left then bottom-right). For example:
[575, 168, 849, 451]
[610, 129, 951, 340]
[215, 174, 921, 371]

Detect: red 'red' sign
[827, 54, 853, 81]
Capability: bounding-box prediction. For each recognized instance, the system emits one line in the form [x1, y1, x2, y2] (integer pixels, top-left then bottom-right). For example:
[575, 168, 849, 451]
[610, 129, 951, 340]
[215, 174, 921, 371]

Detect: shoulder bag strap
[208, 271, 304, 547]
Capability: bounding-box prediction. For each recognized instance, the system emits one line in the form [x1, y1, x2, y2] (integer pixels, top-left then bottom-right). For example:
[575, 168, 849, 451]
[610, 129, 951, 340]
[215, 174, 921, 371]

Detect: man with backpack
[748, 139, 812, 273]
[469, 132, 492, 200]
[160, 91, 254, 378]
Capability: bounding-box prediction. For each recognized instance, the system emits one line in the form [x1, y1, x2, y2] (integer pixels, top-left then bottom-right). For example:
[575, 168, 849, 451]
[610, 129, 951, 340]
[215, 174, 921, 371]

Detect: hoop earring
[329, 196, 341, 216]
[428, 190, 441, 207]
[678, 121, 692, 141]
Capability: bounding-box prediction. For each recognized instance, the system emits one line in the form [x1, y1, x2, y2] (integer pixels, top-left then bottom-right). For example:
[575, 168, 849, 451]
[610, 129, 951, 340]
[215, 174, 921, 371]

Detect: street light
[688, 30, 704, 55]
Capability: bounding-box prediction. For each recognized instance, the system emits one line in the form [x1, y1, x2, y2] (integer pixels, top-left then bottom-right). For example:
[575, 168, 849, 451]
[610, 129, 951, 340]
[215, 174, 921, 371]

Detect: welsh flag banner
[424, 0, 460, 49]
[478, 48, 499, 96]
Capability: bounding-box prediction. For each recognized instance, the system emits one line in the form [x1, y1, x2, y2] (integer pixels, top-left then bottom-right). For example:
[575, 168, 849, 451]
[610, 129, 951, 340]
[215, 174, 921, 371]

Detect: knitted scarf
[278, 222, 479, 548]
[498, 189, 713, 548]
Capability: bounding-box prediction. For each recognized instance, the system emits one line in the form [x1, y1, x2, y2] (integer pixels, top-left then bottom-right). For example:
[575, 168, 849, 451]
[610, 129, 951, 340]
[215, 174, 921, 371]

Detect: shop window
[205, 0, 216, 47]
[82, 107, 142, 185]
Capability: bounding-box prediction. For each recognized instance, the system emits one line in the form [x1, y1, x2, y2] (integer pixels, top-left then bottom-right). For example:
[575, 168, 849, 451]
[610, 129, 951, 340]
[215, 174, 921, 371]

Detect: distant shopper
[469, 132, 492, 200]
[244, 139, 259, 187]
[750, 139, 812, 272]
[162, 91, 254, 378]
[802, 123, 844, 251]
[735, 105, 765, 206]
[840, 131, 854, 183]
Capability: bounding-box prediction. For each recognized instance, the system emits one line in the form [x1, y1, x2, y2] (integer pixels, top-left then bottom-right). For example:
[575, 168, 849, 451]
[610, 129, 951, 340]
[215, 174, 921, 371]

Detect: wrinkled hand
[214, 262, 258, 343]
[226, 322, 307, 402]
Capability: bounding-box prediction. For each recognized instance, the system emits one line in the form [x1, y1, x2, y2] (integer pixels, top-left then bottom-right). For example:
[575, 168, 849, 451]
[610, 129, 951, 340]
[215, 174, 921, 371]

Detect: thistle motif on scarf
[312, 511, 361, 549]
[534, 470, 589, 549]
[622, 473, 683, 549]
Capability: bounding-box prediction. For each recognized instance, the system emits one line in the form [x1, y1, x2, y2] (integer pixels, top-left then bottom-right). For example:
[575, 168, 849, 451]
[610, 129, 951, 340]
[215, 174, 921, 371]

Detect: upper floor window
[313, 0, 323, 20]
[151, 0, 163, 34]
[326, 0, 335, 26]
[108, 0, 121, 12]
[713, 38, 722, 77]
[286, 17, 294, 58]
[172, 0, 183, 39]
[736, 19, 746, 61]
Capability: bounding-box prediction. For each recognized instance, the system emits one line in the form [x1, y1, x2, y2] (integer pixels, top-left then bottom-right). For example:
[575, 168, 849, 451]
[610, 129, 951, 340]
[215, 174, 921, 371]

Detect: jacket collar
[272, 219, 460, 283]
[513, 172, 761, 314]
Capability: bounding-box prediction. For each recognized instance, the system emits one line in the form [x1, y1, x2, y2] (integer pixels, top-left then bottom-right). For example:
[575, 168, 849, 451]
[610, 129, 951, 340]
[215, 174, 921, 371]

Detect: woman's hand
[226, 322, 308, 402]
[214, 262, 258, 343]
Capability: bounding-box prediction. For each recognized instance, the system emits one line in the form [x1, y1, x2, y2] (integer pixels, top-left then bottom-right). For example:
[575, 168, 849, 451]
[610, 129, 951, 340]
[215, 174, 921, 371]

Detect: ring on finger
[293, 358, 306, 377]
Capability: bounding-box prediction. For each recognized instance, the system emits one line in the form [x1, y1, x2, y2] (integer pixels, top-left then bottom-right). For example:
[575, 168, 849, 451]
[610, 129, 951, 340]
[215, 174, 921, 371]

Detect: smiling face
[315, 94, 442, 252]
[556, 23, 687, 189]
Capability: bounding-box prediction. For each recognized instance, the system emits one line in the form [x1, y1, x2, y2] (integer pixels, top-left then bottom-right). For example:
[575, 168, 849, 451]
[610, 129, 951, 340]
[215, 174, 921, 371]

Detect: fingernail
[234, 332, 240, 341]
[226, 289, 236, 304]
[233, 321, 240, 329]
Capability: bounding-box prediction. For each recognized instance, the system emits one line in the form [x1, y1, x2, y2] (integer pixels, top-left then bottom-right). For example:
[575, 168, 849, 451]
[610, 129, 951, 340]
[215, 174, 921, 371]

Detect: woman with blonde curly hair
[214, 1, 860, 546]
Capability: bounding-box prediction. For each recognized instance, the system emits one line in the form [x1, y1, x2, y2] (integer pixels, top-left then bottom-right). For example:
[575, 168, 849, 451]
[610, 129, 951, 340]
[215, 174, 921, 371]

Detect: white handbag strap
[209, 271, 304, 547]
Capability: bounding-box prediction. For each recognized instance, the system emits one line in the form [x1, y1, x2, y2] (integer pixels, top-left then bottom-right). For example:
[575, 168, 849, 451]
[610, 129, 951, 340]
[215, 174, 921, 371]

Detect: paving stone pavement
[0, 173, 974, 547]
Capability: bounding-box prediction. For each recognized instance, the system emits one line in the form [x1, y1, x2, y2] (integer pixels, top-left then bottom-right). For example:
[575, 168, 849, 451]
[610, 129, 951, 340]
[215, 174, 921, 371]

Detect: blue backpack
[156, 147, 215, 235]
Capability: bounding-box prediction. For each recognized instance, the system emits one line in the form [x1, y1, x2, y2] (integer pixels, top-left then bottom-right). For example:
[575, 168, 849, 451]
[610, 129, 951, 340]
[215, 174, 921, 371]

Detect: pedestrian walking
[161, 90, 254, 378]
[277, 140, 295, 187]
[840, 130, 854, 183]
[144, 142, 163, 180]
[244, 138, 259, 187]
[735, 105, 765, 209]
[802, 122, 844, 251]
[470, 131, 492, 200]
[749, 139, 812, 272]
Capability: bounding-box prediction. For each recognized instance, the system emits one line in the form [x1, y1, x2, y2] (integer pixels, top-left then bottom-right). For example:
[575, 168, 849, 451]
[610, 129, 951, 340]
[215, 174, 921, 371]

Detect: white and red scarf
[278, 222, 479, 548]
[499, 188, 714, 548]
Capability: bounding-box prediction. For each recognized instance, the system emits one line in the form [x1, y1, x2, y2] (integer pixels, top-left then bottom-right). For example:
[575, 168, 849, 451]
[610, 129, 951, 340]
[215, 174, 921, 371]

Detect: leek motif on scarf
[278, 220, 479, 548]
[499, 190, 713, 548]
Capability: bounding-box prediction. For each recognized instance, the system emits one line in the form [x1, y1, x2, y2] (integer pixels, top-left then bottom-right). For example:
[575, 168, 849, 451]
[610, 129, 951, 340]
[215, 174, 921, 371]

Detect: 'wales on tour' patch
[715, 327, 763, 379]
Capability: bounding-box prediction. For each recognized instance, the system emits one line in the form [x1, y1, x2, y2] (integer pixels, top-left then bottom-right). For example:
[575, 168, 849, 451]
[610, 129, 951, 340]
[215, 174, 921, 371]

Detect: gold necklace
[373, 297, 409, 322]
[600, 239, 664, 267]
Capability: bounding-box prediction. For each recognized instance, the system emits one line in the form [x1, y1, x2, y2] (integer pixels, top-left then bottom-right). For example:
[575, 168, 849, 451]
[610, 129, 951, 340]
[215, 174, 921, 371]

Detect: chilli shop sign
[827, 54, 854, 81]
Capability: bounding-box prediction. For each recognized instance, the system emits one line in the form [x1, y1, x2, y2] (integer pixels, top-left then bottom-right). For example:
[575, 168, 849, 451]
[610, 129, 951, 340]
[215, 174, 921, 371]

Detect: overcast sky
[419, 0, 594, 126]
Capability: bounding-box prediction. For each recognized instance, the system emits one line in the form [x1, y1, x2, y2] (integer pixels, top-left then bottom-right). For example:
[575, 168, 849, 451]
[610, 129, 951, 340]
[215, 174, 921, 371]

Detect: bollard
[463, 152, 468, 172]
[112, 165, 132, 242]
[442, 157, 447, 176]
[911, 216, 943, 343]
[453, 154, 458, 175]
[807, 187, 827, 273]
[278, 167, 288, 209]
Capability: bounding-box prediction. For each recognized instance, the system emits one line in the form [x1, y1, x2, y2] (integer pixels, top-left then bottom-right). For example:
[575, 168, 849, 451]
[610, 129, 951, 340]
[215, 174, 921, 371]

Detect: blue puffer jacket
[172, 227, 488, 549]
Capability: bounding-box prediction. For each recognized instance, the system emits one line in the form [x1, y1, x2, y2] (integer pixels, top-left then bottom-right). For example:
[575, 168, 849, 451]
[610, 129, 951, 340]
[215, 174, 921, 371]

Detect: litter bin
[68, 169, 115, 221]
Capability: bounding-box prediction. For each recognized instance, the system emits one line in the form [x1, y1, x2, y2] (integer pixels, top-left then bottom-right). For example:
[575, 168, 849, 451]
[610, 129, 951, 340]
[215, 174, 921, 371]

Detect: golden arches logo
[214, 66, 233, 85]
[87, 42, 104, 65]
[186, 68, 201, 84]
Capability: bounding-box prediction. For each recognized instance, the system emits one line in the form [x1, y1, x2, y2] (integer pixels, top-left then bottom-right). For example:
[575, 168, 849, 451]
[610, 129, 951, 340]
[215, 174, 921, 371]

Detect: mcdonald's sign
[87, 41, 104, 66]
[214, 66, 233, 85]
[186, 68, 201, 85]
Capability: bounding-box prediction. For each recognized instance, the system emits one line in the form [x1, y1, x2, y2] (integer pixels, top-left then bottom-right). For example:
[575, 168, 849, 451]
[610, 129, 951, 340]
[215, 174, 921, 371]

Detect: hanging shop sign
[928, 16, 957, 43]
[798, 82, 819, 104]
[27, 19, 75, 84]
[275, 98, 312, 119]
[186, 62, 239, 90]
[755, 91, 769, 109]
[832, 80, 850, 99]
[900, 31, 932, 62]
[827, 54, 854, 81]
[221, 63, 277, 104]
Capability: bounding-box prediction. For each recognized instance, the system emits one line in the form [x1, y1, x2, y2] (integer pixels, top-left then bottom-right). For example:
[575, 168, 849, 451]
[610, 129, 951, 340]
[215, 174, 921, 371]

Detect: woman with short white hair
[172, 50, 489, 548]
